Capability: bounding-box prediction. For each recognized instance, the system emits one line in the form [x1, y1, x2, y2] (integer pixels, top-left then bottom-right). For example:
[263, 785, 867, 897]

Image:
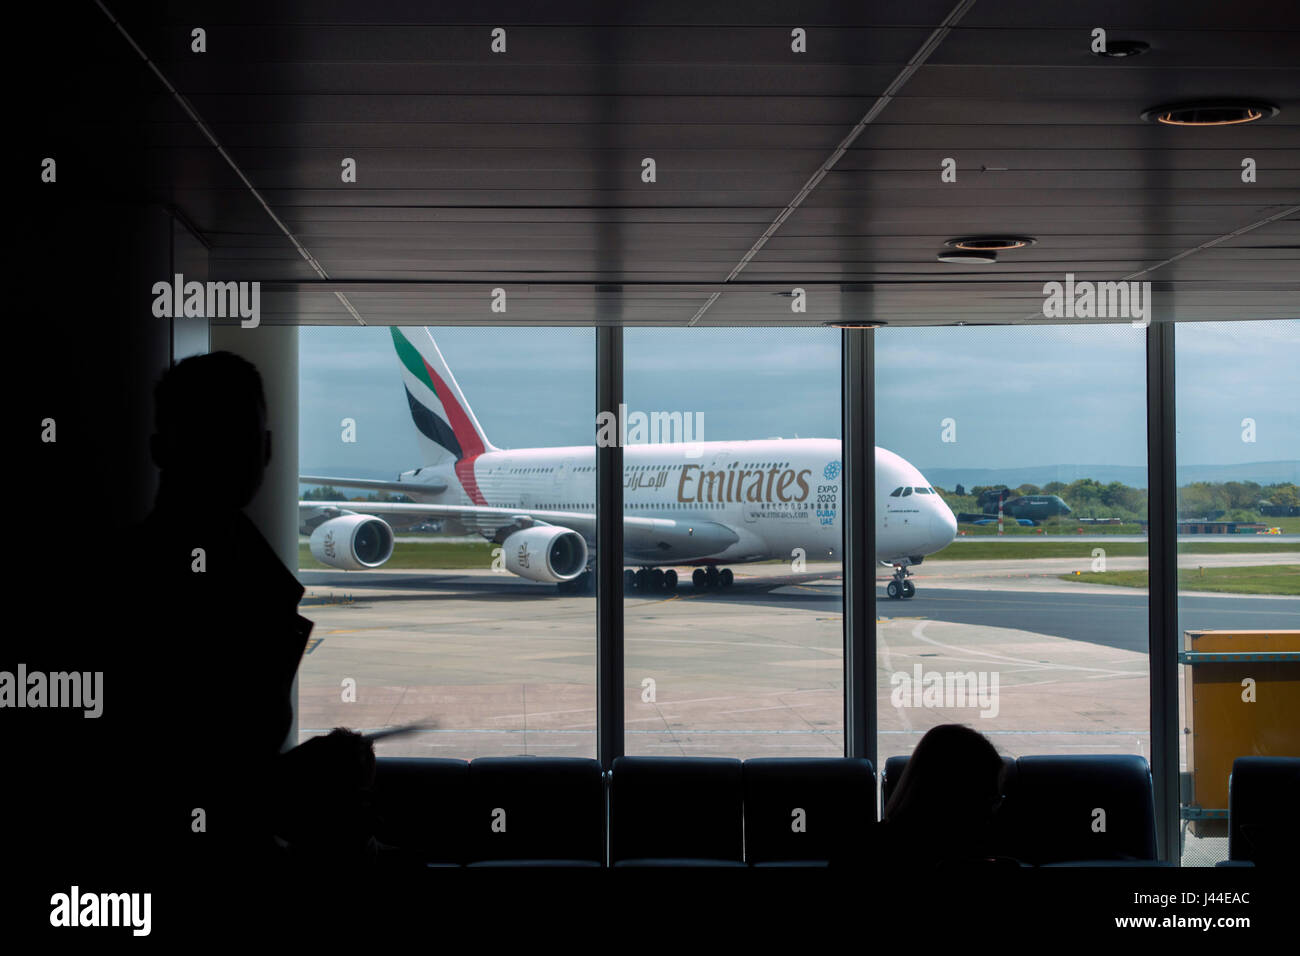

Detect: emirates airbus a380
[299, 328, 957, 599]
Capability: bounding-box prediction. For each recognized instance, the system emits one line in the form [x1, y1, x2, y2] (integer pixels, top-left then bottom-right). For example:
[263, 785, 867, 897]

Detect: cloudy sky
[299, 320, 1298, 483]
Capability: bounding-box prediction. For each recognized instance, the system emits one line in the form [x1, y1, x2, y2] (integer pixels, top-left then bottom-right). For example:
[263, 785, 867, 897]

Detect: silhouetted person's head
[884, 724, 1005, 849]
[151, 352, 269, 509]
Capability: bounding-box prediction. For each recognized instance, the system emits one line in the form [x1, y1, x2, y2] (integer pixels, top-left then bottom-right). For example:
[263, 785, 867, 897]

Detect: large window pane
[297, 326, 596, 758]
[621, 328, 843, 756]
[1175, 319, 1300, 866]
[875, 325, 1150, 765]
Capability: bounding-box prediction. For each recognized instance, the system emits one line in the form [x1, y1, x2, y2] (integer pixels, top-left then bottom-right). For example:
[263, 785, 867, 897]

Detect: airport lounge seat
[373, 757, 470, 867]
[465, 756, 604, 867]
[610, 757, 746, 867]
[999, 755, 1157, 865]
[1227, 755, 1300, 866]
[742, 757, 875, 866]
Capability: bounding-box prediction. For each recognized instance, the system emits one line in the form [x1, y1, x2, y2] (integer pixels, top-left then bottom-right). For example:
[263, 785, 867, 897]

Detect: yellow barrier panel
[1181, 630, 1300, 835]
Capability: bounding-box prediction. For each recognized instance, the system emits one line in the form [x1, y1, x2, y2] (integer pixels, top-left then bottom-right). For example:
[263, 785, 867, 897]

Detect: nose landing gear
[886, 563, 916, 599]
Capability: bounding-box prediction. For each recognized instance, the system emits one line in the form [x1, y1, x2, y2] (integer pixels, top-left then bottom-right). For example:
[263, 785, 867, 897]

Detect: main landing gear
[556, 569, 594, 594]
[566, 565, 737, 595]
[690, 566, 733, 590]
[885, 563, 916, 600]
[623, 567, 679, 594]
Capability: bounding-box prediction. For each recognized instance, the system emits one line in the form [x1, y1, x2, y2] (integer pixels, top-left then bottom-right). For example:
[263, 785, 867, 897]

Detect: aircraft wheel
[692, 568, 707, 589]
[664, 569, 678, 591]
[706, 566, 720, 588]
[650, 568, 665, 592]
[887, 580, 901, 600]
[624, 569, 636, 593]
[719, 568, 734, 588]
[635, 568, 649, 591]
[902, 580, 916, 599]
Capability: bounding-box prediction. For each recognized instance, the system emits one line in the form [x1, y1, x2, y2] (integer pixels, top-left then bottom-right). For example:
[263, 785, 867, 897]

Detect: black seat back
[373, 757, 470, 865]
[1000, 755, 1156, 864]
[610, 756, 743, 864]
[742, 757, 875, 864]
[1229, 756, 1300, 865]
[466, 756, 604, 864]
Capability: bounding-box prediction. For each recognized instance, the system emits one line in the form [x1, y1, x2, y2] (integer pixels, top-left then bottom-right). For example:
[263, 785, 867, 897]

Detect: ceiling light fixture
[1141, 100, 1279, 126]
[1093, 40, 1149, 58]
[936, 250, 997, 264]
[945, 236, 1037, 251]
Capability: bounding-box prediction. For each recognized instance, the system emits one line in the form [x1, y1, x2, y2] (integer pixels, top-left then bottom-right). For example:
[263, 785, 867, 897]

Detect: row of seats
[883, 753, 1158, 864]
[373, 752, 1211, 867]
[374, 756, 872, 867]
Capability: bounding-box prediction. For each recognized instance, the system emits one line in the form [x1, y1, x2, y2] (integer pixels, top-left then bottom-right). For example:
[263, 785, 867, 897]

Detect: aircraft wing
[299, 501, 739, 560]
[300, 474, 448, 496]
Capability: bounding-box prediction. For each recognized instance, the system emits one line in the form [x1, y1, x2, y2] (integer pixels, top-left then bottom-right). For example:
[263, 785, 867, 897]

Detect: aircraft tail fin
[390, 327, 496, 467]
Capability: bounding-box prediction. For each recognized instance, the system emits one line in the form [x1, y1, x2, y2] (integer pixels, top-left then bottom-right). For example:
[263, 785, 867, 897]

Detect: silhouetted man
[119, 351, 372, 884]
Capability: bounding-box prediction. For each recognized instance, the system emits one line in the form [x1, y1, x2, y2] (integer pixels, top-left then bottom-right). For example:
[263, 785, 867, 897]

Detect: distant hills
[920, 461, 1299, 491]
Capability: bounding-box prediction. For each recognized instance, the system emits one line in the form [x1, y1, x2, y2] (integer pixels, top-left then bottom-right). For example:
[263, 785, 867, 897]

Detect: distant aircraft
[970, 489, 1072, 524]
[299, 328, 957, 599]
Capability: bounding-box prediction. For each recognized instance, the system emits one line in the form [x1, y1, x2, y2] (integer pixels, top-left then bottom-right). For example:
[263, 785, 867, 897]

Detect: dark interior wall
[10, 1, 179, 905]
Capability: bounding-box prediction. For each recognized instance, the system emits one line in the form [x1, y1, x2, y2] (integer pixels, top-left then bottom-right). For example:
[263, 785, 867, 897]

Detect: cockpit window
[914, 487, 930, 494]
[901, 487, 913, 497]
[890, 487, 903, 497]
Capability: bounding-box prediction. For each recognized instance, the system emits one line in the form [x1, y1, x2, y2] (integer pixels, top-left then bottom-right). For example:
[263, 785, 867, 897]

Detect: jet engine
[502, 526, 588, 583]
[309, 514, 395, 570]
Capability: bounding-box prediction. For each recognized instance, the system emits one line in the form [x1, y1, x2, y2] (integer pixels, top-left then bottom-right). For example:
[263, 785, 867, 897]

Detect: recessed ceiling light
[945, 236, 1037, 251]
[937, 250, 997, 264]
[1093, 40, 1149, 58]
[1141, 100, 1279, 126]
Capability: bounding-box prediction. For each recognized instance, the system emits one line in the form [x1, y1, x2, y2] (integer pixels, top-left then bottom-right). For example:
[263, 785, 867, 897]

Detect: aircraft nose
[931, 505, 957, 548]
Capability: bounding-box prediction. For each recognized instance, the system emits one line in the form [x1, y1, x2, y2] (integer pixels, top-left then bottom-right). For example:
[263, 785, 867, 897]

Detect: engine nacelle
[503, 526, 588, 583]
[309, 515, 395, 570]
